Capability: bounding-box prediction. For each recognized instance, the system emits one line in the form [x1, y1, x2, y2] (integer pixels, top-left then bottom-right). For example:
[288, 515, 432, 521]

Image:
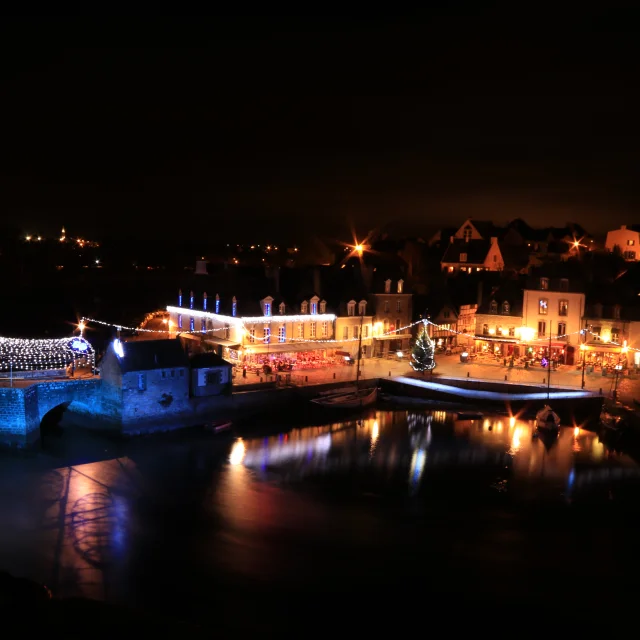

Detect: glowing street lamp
[354, 244, 363, 255]
[78, 321, 85, 335]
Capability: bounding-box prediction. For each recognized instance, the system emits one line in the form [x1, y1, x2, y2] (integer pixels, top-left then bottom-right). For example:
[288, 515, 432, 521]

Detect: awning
[205, 337, 241, 348]
[335, 351, 351, 357]
[179, 333, 201, 342]
[373, 333, 412, 341]
[582, 343, 622, 351]
[245, 342, 342, 355]
[474, 335, 518, 344]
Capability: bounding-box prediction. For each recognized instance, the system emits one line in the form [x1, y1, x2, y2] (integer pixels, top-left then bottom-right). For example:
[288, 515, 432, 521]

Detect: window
[557, 322, 566, 337]
[278, 326, 286, 343]
[170, 370, 175, 378]
[215, 297, 220, 313]
[493, 254, 498, 263]
[502, 301, 510, 314]
[190, 316, 195, 331]
[264, 303, 271, 317]
[395, 318, 401, 332]
[459, 253, 467, 263]
[161, 371, 166, 379]
[623, 251, 636, 260]
[397, 280, 404, 293]
[311, 302, 317, 315]
[384, 300, 390, 313]
[384, 280, 391, 293]
[320, 301, 326, 313]
[490, 300, 498, 314]
[224, 324, 230, 339]
[263, 326, 271, 343]
[178, 314, 183, 329]
[363, 325, 369, 338]
[354, 325, 359, 339]
[137, 373, 146, 390]
[540, 277, 549, 290]
[343, 326, 349, 340]
[558, 300, 568, 316]
[443, 310, 450, 319]
[559, 279, 569, 292]
[297, 323, 304, 339]
[592, 326, 601, 341]
[249, 329, 255, 343]
[301, 301, 308, 314]
[483, 323, 489, 335]
[358, 301, 367, 316]
[310, 322, 316, 338]
[611, 327, 620, 342]
[201, 318, 206, 333]
[395, 300, 401, 313]
[539, 299, 548, 315]
[508, 327, 515, 337]
[205, 371, 221, 385]
[189, 293, 194, 309]
[463, 226, 472, 242]
[614, 305, 621, 320]
[347, 301, 355, 316]
[232, 298, 237, 317]
[538, 321, 546, 337]
[628, 239, 635, 246]
[321, 321, 328, 337]
[279, 302, 286, 315]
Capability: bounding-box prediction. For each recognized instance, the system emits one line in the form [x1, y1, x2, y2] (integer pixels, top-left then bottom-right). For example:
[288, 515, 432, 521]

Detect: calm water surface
[1, 408, 640, 628]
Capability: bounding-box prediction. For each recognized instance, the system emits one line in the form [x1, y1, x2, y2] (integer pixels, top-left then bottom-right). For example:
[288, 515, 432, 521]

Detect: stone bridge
[0, 378, 102, 448]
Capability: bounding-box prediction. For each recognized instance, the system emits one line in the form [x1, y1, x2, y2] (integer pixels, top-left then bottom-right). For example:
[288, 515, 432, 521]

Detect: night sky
[0, 10, 638, 242]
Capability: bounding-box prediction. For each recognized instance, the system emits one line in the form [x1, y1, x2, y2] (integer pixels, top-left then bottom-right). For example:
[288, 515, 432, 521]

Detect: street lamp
[580, 342, 586, 389]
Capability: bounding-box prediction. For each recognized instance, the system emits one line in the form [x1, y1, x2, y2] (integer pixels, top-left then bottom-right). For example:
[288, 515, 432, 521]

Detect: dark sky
[0, 10, 638, 242]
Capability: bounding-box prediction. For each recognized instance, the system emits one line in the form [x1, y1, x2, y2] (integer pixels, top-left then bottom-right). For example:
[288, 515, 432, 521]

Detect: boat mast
[547, 327, 552, 402]
[356, 310, 364, 389]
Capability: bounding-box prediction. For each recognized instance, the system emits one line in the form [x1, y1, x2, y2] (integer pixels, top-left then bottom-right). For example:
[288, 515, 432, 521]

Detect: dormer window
[459, 253, 467, 263]
[490, 300, 498, 314]
[347, 300, 356, 317]
[301, 301, 308, 314]
[319, 300, 326, 314]
[262, 296, 274, 317]
[358, 300, 367, 316]
[502, 301, 510, 314]
[397, 280, 404, 293]
[232, 296, 237, 317]
[463, 226, 472, 242]
[310, 296, 319, 315]
[559, 278, 569, 292]
[279, 302, 286, 315]
[614, 305, 621, 320]
[540, 277, 549, 290]
[384, 279, 391, 293]
[215, 294, 220, 314]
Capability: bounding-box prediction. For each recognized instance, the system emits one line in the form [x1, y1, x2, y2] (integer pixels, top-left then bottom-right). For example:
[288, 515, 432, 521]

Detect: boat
[204, 420, 233, 434]
[310, 313, 377, 410]
[456, 411, 484, 420]
[535, 404, 560, 431]
[311, 386, 377, 409]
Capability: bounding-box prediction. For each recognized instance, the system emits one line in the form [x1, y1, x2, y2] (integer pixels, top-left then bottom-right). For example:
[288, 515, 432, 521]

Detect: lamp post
[580, 342, 586, 389]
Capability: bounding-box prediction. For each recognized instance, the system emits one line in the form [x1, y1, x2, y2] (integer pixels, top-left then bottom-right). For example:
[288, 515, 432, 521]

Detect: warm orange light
[355, 244, 363, 254]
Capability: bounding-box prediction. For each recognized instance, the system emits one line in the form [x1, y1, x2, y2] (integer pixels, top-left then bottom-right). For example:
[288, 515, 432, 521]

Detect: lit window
[301, 301, 308, 314]
[502, 301, 510, 314]
[178, 314, 183, 329]
[189, 293, 194, 309]
[321, 321, 328, 337]
[310, 322, 316, 338]
[297, 323, 304, 338]
[483, 324, 489, 335]
[190, 317, 195, 331]
[201, 318, 206, 333]
[508, 327, 515, 337]
[539, 299, 548, 315]
[311, 302, 317, 315]
[363, 325, 369, 338]
[384, 280, 391, 293]
[384, 301, 390, 313]
[249, 329, 255, 343]
[540, 278, 549, 290]
[320, 301, 326, 313]
[538, 321, 546, 337]
[558, 299, 568, 316]
[628, 240, 635, 246]
[232, 297, 237, 317]
[264, 303, 271, 316]
[215, 296, 220, 313]
[358, 301, 367, 316]
[347, 302, 355, 316]
[558, 322, 566, 337]
[463, 227, 472, 242]
[354, 325, 359, 339]
[459, 253, 467, 262]
[278, 326, 286, 343]
[343, 326, 349, 340]
[397, 280, 403, 293]
[263, 326, 271, 343]
[611, 327, 620, 342]
[490, 300, 498, 314]
[592, 326, 601, 341]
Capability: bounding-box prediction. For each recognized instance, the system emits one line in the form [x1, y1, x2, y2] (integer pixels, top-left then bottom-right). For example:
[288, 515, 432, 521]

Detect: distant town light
[25, 235, 32, 241]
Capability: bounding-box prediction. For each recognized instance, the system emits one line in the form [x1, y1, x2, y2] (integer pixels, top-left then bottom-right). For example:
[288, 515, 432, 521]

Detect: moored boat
[311, 387, 377, 410]
[204, 420, 233, 433]
[536, 404, 560, 431]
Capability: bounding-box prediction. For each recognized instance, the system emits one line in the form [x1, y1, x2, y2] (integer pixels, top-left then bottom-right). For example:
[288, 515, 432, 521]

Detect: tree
[411, 322, 436, 373]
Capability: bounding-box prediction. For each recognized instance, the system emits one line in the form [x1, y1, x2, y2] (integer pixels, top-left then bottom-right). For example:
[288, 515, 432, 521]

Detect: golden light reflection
[229, 439, 246, 465]
[574, 427, 580, 437]
[509, 416, 516, 428]
[510, 427, 522, 453]
[371, 420, 379, 445]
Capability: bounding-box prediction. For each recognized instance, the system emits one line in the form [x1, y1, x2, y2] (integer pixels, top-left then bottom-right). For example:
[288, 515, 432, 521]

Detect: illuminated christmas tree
[411, 322, 436, 373]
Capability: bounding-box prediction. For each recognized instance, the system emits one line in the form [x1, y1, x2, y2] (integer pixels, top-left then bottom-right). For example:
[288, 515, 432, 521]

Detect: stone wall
[0, 387, 30, 447]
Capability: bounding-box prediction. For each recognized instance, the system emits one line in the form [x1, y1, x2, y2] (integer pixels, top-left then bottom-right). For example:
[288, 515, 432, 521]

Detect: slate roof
[117, 339, 189, 373]
[441, 239, 492, 264]
[189, 352, 232, 369]
[477, 282, 524, 315]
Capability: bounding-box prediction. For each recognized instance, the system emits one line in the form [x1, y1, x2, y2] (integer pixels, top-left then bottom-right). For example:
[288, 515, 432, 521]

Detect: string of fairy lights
[0, 336, 95, 372]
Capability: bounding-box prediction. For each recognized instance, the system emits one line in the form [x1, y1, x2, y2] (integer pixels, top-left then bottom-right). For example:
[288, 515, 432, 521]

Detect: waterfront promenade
[233, 354, 640, 406]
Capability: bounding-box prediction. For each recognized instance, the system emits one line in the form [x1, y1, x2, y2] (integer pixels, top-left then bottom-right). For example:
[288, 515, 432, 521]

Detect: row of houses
[428, 274, 640, 368]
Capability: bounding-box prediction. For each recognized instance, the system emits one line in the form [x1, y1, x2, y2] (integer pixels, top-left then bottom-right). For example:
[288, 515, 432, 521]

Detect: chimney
[178, 289, 183, 307]
[490, 236, 497, 245]
[477, 281, 483, 307]
[450, 235, 454, 244]
[203, 292, 208, 310]
[621, 225, 627, 230]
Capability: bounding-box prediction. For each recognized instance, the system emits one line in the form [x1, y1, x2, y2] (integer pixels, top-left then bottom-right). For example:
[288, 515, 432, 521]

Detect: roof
[189, 352, 232, 369]
[477, 282, 524, 315]
[441, 239, 492, 265]
[115, 339, 189, 373]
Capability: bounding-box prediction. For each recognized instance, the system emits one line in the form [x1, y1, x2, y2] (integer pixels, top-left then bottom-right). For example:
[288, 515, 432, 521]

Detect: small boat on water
[456, 411, 484, 420]
[204, 420, 233, 434]
[535, 404, 560, 431]
[311, 387, 377, 410]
